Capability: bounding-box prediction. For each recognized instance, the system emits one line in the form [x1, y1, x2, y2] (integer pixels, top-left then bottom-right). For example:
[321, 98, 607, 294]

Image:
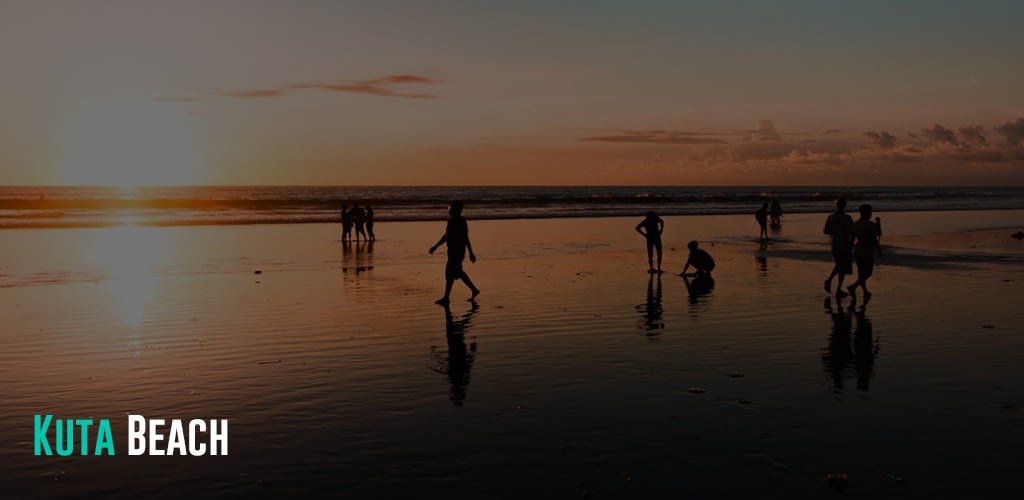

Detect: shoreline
[3, 205, 1024, 230]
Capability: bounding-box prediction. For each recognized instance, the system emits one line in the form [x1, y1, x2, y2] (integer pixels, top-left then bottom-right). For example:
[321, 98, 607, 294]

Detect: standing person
[847, 204, 882, 299]
[770, 199, 783, 225]
[755, 202, 769, 241]
[340, 204, 352, 242]
[352, 201, 367, 242]
[429, 201, 480, 305]
[823, 197, 855, 297]
[635, 211, 665, 274]
[679, 240, 715, 278]
[365, 206, 376, 241]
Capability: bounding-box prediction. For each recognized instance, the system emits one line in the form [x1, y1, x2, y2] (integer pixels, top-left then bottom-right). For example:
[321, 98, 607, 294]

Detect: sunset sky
[2, 0, 1024, 186]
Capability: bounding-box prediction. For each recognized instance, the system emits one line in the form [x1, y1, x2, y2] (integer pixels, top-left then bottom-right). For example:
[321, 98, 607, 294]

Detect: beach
[2, 210, 1023, 498]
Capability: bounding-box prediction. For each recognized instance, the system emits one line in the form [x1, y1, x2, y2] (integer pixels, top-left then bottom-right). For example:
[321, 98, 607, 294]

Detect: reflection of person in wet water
[635, 211, 664, 273]
[430, 302, 478, 406]
[683, 274, 715, 305]
[822, 297, 853, 391]
[680, 240, 715, 278]
[636, 273, 664, 335]
[429, 201, 480, 305]
[852, 303, 877, 391]
[823, 297, 878, 392]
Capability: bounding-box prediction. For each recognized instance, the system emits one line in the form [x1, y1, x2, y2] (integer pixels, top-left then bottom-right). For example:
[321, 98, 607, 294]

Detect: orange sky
[2, 1, 1023, 186]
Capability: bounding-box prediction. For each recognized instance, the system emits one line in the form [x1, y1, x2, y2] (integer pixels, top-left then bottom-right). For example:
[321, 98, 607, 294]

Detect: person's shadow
[429, 302, 479, 406]
[823, 296, 879, 392]
[636, 273, 665, 337]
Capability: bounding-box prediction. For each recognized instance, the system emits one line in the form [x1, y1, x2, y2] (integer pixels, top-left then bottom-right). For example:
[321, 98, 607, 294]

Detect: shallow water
[1, 212, 1023, 498]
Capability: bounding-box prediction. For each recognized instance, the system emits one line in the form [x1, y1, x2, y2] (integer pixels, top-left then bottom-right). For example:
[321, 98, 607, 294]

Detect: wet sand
[1, 210, 1023, 498]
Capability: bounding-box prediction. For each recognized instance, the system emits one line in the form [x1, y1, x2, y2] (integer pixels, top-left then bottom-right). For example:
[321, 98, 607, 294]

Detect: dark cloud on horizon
[862, 131, 897, 150]
[582, 131, 727, 145]
[995, 118, 1024, 146]
[956, 125, 987, 148]
[922, 123, 958, 145]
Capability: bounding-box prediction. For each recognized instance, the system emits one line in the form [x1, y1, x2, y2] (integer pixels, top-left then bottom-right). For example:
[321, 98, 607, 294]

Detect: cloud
[286, 82, 434, 99]
[581, 131, 726, 145]
[212, 74, 438, 100]
[215, 89, 287, 98]
[363, 75, 438, 85]
[822, 128, 842, 135]
[862, 131, 897, 150]
[922, 123, 958, 145]
[755, 119, 782, 141]
[995, 118, 1024, 146]
[955, 125, 987, 148]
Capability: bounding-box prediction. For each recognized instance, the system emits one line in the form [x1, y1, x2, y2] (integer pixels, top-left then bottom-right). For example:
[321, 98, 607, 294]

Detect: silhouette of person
[636, 272, 664, 336]
[340, 204, 352, 242]
[823, 197, 855, 297]
[770, 199, 783, 225]
[680, 240, 715, 278]
[429, 201, 480, 304]
[429, 302, 478, 406]
[847, 204, 882, 299]
[365, 206, 375, 241]
[352, 201, 367, 241]
[635, 211, 664, 273]
[755, 202, 769, 241]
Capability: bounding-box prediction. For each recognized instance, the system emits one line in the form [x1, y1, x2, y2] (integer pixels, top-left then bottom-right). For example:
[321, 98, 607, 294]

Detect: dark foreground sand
[1, 210, 1023, 498]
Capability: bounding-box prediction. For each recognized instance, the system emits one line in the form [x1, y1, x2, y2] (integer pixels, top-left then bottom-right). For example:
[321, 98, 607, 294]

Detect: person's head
[762, 202, 768, 209]
[353, 201, 360, 207]
[687, 240, 699, 251]
[645, 210, 656, 219]
[449, 200, 464, 217]
[859, 204, 873, 218]
[834, 197, 847, 211]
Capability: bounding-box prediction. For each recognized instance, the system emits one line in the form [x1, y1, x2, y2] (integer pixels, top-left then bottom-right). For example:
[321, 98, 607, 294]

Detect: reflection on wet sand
[636, 273, 664, 337]
[822, 297, 879, 392]
[683, 275, 715, 315]
[341, 240, 375, 276]
[429, 302, 479, 406]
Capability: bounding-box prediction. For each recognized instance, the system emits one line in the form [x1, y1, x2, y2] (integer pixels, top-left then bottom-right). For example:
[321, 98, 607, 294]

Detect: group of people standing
[340, 202, 375, 242]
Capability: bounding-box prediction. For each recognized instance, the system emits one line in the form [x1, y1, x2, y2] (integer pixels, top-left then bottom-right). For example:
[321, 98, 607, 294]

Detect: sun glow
[57, 97, 204, 187]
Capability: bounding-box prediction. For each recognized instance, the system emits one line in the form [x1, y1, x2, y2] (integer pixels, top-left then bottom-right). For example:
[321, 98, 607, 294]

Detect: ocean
[2, 186, 1023, 229]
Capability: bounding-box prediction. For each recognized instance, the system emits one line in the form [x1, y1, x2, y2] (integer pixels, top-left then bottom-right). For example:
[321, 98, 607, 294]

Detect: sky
[2, 0, 1024, 186]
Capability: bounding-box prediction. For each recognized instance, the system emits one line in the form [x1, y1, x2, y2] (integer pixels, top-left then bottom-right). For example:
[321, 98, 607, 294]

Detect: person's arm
[657, 218, 664, 236]
[635, 221, 646, 236]
[467, 236, 476, 263]
[429, 233, 447, 254]
[823, 215, 832, 235]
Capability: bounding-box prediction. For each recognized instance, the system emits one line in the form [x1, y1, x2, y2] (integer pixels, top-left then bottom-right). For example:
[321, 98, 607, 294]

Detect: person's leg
[436, 278, 455, 304]
[646, 239, 655, 271]
[654, 239, 663, 272]
[460, 271, 481, 299]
